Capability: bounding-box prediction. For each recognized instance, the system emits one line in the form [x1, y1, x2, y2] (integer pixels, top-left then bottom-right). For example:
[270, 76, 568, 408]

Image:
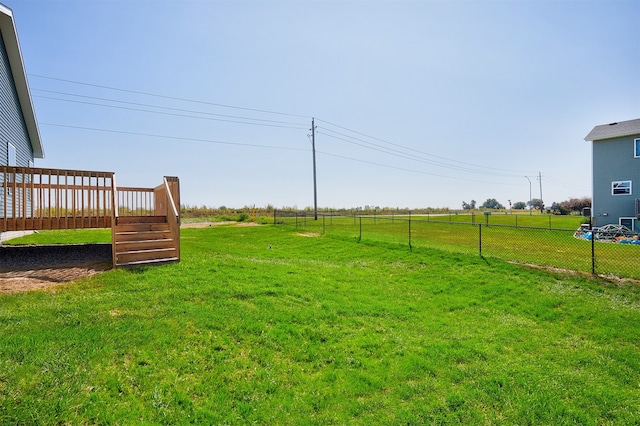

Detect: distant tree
[550, 202, 570, 215]
[528, 198, 544, 210]
[462, 200, 476, 210]
[559, 197, 591, 213]
[512, 201, 527, 210]
[480, 198, 504, 209]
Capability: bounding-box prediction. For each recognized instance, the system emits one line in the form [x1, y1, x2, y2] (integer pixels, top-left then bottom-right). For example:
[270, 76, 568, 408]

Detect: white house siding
[0, 30, 33, 167]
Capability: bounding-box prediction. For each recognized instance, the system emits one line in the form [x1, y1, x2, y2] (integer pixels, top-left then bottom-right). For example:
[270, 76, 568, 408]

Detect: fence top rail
[117, 186, 155, 193]
[0, 165, 114, 178]
[24, 183, 113, 190]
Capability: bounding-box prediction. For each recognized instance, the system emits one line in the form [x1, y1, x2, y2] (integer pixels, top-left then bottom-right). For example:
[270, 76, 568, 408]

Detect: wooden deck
[1, 166, 180, 268]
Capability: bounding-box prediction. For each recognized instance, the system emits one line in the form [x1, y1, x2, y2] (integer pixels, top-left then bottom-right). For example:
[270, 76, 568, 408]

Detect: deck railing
[113, 177, 180, 219]
[1, 166, 114, 232]
[1, 167, 181, 233]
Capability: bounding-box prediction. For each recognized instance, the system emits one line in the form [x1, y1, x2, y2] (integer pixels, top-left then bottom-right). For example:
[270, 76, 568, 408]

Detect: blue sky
[9, 0, 640, 210]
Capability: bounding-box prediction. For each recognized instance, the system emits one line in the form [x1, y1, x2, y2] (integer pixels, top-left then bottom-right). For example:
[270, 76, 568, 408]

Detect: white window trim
[635, 138, 640, 158]
[620, 217, 637, 232]
[7, 142, 16, 166]
[612, 180, 632, 196]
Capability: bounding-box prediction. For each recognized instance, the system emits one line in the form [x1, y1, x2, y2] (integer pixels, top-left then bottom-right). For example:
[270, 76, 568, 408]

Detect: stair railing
[117, 186, 156, 217]
[163, 176, 180, 260]
[111, 174, 118, 268]
[111, 176, 180, 267]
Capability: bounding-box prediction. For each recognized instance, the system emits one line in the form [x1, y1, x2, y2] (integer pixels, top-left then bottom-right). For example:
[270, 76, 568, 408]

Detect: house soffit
[0, 3, 44, 159]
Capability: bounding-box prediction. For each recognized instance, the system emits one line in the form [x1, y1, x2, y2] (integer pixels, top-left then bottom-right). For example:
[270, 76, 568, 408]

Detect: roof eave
[584, 119, 640, 142]
[0, 4, 44, 159]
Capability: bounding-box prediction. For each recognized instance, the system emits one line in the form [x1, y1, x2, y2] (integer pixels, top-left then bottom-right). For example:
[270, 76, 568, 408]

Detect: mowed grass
[2, 225, 640, 424]
[282, 214, 640, 279]
[2, 228, 112, 245]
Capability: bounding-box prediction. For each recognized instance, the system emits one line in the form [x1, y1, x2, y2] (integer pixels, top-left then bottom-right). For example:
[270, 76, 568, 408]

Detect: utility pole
[311, 118, 318, 220]
[538, 171, 543, 212]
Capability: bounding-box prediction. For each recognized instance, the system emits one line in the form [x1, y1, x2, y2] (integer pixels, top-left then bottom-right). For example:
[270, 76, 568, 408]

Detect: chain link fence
[273, 210, 640, 281]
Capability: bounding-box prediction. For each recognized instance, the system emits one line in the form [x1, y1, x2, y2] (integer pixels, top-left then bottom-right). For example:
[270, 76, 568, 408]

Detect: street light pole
[525, 176, 532, 216]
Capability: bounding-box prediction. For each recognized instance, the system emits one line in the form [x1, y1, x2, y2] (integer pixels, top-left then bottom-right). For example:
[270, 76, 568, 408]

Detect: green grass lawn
[2, 228, 112, 245]
[2, 225, 640, 424]
[280, 214, 640, 280]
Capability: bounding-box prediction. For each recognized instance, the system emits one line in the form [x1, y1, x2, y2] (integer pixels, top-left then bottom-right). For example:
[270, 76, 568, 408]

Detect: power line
[30, 74, 545, 184]
[40, 123, 309, 152]
[316, 150, 525, 186]
[543, 173, 581, 189]
[318, 128, 525, 178]
[316, 118, 538, 175]
[28, 73, 311, 119]
[40, 121, 527, 187]
[31, 88, 309, 128]
[34, 95, 307, 130]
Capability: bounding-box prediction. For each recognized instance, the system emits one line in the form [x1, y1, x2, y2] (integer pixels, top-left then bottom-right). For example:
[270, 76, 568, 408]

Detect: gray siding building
[585, 118, 640, 232]
[0, 3, 43, 226]
[0, 3, 43, 167]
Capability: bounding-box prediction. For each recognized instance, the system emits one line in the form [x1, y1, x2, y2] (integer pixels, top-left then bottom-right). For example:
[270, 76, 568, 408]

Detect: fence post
[323, 214, 326, 234]
[479, 224, 483, 257]
[548, 215, 551, 229]
[273, 209, 276, 225]
[516, 215, 518, 228]
[590, 221, 595, 275]
[295, 212, 298, 228]
[358, 216, 362, 243]
[408, 215, 412, 251]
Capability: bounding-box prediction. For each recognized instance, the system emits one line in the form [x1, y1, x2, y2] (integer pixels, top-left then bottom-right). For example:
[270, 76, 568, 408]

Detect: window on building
[7, 142, 16, 166]
[620, 218, 639, 233]
[612, 180, 632, 195]
[635, 138, 640, 158]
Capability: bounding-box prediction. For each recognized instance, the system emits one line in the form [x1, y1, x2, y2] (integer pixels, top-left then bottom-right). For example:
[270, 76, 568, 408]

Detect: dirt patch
[511, 261, 640, 286]
[296, 232, 322, 237]
[181, 221, 261, 228]
[0, 244, 112, 294]
[0, 262, 110, 294]
[181, 221, 233, 228]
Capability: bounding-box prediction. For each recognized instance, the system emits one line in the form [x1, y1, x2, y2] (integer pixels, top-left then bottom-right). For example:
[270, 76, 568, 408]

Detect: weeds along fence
[273, 210, 640, 281]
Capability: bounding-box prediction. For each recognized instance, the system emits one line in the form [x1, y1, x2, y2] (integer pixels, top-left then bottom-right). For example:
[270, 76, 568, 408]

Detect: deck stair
[1, 167, 180, 268]
[113, 216, 179, 267]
